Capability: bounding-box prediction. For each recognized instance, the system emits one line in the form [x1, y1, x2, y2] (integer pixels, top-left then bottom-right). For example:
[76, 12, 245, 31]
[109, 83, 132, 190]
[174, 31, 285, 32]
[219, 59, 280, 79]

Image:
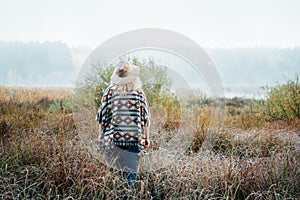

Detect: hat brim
[111, 65, 140, 85]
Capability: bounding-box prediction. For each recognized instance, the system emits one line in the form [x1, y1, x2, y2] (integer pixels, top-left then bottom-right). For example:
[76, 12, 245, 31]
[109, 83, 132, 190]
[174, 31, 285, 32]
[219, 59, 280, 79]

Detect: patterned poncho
[96, 85, 150, 148]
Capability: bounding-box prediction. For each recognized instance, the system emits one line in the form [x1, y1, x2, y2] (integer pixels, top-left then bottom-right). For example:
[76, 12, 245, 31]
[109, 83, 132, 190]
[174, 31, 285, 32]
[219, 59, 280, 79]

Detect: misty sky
[1, 0, 300, 48]
[1, 0, 300, 98]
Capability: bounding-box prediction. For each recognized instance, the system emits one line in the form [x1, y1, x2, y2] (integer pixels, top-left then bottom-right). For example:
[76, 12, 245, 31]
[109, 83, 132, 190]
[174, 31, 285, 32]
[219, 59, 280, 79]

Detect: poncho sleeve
[139, 89, 150, 127]
[95, 88, 111, 128]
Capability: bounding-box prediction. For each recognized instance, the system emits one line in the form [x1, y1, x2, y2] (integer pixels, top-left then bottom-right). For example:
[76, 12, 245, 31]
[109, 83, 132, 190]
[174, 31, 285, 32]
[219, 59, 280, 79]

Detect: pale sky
[1, 0, 300, 48]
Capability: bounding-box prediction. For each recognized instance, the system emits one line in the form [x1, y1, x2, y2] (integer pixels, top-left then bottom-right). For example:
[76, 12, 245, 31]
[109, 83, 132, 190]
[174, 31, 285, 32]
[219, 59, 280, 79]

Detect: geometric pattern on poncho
[96, 85, 150, 148]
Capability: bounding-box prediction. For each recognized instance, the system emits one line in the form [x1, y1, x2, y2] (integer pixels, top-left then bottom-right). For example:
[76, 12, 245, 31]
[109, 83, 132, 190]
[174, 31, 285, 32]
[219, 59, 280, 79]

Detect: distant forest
[207, 47, 300, 87]
[0, 41, 75, 86]
[0, 41, 299, 88]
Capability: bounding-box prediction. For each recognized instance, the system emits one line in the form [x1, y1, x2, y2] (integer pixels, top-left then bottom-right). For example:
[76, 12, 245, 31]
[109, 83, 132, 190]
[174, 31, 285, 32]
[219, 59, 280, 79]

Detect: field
[0, 83, 299, 200]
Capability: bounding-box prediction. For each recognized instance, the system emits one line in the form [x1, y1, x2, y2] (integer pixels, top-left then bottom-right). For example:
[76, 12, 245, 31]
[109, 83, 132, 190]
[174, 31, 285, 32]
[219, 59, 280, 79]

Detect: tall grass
[0, 84, 299, 199]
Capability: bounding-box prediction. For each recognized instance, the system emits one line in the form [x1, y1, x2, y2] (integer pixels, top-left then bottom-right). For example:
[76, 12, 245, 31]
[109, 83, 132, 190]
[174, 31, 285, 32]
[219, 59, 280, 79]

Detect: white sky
[1, 0, 300, 48]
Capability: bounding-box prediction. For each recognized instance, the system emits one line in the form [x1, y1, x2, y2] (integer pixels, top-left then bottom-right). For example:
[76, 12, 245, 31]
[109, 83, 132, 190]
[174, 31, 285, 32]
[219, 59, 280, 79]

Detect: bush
[48, 100, 73, 114]
[73, 57, 172, 109]
[264, 75, 300, 121]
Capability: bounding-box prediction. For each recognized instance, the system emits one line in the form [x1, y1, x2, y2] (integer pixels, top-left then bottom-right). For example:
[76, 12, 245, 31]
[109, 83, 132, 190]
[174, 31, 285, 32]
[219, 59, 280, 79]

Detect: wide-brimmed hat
[111, 61, 140, 85]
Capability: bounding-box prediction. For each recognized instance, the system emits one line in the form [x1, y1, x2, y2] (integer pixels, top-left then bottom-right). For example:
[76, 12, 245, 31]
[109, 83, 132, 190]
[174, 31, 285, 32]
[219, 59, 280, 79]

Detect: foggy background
[0, 40, 299, 98]
[1, 0, 299, 97]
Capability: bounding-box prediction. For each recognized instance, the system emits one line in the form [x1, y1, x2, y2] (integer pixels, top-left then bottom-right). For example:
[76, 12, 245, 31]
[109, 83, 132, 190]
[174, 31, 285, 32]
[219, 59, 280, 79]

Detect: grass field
[0, 85, 299, 200]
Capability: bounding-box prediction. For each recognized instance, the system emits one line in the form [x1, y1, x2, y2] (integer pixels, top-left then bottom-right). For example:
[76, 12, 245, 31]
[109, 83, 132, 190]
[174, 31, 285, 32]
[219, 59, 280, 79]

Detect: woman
[96, 60, 150, 188]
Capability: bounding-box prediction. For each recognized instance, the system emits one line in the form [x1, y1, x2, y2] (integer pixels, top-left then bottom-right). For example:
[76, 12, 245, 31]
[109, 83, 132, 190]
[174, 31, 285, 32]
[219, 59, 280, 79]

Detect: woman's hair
[112, 77, 142, 95]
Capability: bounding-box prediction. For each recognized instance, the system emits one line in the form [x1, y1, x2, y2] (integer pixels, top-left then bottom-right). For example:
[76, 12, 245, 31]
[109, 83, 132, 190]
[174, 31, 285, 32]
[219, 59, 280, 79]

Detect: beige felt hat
[111, 61, 140, 85]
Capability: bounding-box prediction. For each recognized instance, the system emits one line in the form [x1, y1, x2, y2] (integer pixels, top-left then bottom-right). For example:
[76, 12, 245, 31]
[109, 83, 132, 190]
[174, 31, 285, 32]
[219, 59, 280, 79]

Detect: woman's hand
[142, 126, 150, 149]
[144, 138, 150, 149]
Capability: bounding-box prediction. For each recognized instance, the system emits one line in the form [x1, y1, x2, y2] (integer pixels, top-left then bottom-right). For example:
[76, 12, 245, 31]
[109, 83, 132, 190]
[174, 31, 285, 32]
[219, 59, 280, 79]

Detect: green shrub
[73, 57, 172, 110]
[48, 100, 73, 114]
[264, 75, 300, 121]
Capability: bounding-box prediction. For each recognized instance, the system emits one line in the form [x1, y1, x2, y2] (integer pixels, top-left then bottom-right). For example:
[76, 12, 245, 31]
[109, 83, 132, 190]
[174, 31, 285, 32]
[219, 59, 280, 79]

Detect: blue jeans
[123, 171, 137, 187]
[106, 145, 139, 187]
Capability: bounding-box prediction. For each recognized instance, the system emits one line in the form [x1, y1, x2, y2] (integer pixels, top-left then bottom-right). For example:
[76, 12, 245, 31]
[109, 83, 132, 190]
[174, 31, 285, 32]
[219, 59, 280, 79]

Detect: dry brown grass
[0, 86, 299, 199]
